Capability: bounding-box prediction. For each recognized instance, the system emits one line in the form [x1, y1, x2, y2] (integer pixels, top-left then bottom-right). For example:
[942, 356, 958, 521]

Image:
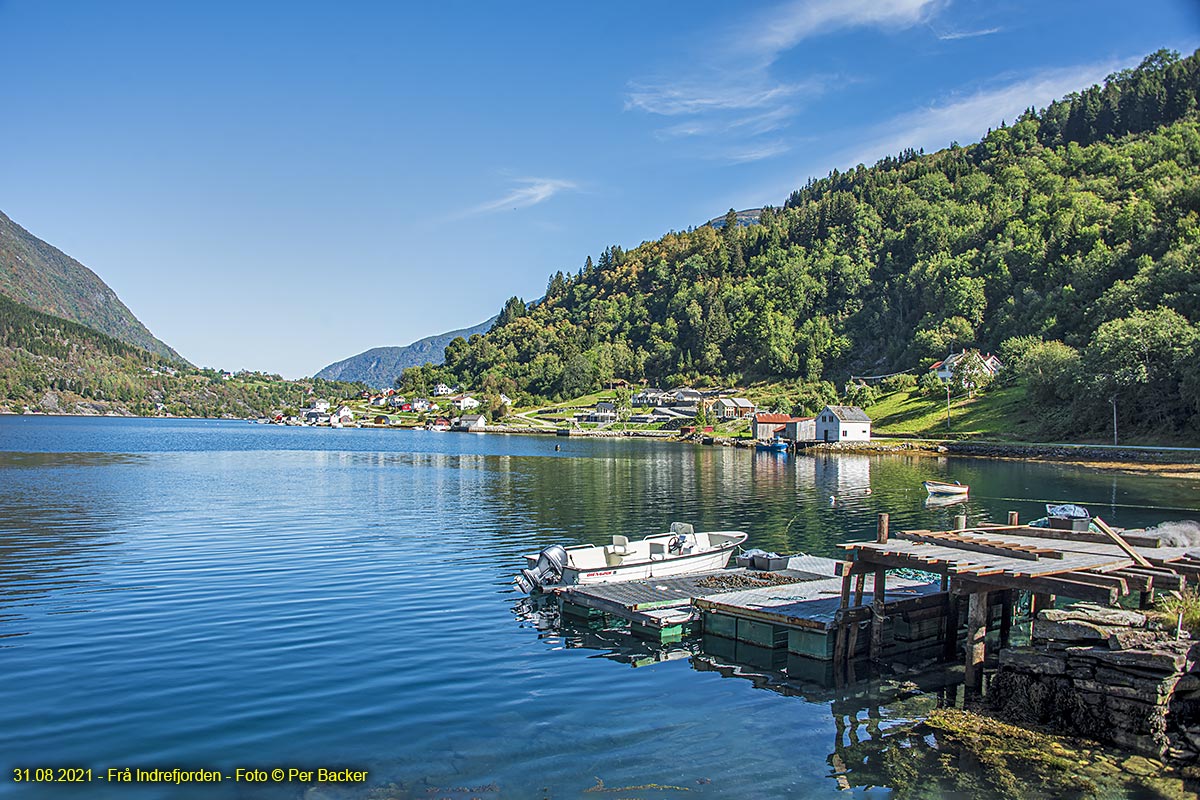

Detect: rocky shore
[991, 603, 1200, 766]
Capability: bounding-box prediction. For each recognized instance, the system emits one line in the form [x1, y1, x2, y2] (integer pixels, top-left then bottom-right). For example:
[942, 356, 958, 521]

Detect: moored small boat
[923, 479, 968, 496]
[515, 523, 749, 593]
[755, 437, 789, 453]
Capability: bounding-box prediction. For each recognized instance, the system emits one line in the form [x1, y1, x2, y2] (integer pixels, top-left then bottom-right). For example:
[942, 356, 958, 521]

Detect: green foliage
[0, 294, 365, 417]
[918, 371, 945, 397]
[1153, 588, 1200, 637]
[1020, 340, 1083, 405]
[844, 381, 881, 407]
[403, 48, 1200, 436]
[880, 373, 917, 391]
[1082, 306, 1199, 430]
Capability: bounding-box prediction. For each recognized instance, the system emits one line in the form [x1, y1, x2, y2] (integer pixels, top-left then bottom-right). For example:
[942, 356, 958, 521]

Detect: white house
[332, 406, 356, 424]
[313, 399, 331, 413]
[498, 393, 512, 407]
[930, 350, 1003, 382]
[433, 383, 454, 396]
[633, 388, 664, 406]
[451, 395, 480, 411]
[453, 414, 487, 431]
[715, 397, 756, 420]
[388, 395, 407, 408]
[815, 405, 871, 442]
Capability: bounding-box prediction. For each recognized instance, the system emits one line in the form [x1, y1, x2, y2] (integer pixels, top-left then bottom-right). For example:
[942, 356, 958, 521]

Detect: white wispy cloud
[842, 59, 1133, 169]
[467, 177, 577, 215]
[625, 80, 809, 117]
[655, 106, 797, 140]
[738, 0, 944, 62]
[625, 0, 944, 165]
[715, 140, 793, 164]
[937, 26, 1002, 41]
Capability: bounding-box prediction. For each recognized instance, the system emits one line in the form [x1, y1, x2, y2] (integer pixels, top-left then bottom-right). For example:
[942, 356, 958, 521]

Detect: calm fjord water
[1, 416, 1197, 799]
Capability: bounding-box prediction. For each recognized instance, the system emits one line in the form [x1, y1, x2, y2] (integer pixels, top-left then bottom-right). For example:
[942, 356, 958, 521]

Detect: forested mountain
[0, 210, 183, 361]
[406, 48, 1200, 437]
[315, 316, 496, 387]
[0, 293, 363, 417]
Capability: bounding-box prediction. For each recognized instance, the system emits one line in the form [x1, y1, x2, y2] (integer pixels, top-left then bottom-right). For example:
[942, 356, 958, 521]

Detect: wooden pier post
[954, 514, 967, 531]
[853, 573, 865, 606]
[836, 564, 852, 671]
[964, 590, 989, 691]
[1007, 511, 1020, 526]
[870, 515, 889, 662]
[943, 587, 960, 661]
[1031, 592, 1054, 618]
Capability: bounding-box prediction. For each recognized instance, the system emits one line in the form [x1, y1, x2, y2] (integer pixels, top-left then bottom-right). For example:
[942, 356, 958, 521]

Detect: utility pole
[1110, 394, 1118, 446]
[946, 383, 951, 431]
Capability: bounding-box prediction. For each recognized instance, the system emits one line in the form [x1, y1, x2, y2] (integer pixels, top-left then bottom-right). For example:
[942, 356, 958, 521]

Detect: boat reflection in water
[924, 492, 970, 509]
[511, 595, 697, 668]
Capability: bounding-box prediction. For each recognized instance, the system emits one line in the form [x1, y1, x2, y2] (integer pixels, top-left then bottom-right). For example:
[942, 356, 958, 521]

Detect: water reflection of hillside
[482, 445, 1200, 570]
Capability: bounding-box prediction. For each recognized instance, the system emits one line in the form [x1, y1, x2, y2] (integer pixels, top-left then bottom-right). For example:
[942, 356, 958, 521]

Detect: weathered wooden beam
[877, 513, 890, 544]
[1008, 511, 1020, 526]
[1093, 517, 1154, 568]
[1148, 559, 1200, 580]
[961, 575, 1117, 606]
[835, 556, 880, 576]
[853, 572, 865, 606]
[1071, 571, 1130, 594]
[1031, 591, 1054, 617]
[892, 530, 1055, 561]
[986, 526, 1162, 548]
[1119, 567, 1184, 591]
[944, 589, 961, 661]
[964, 590, 988, 691]
[1101, 569, 1153, 592]
[839, 570, 852, 608]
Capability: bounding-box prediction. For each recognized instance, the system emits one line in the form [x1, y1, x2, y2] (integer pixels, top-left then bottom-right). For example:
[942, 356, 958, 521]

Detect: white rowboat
[923, 479, 969, 496]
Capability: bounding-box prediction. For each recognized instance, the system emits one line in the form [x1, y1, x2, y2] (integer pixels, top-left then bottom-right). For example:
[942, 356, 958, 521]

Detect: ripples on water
[0, 417, 1197, 798]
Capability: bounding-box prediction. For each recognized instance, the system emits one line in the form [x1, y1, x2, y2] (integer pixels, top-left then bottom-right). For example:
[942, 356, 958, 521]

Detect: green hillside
[0, 210, 183, 361]
[405, 48, 1200, 441]
[0, 294, 363, 417]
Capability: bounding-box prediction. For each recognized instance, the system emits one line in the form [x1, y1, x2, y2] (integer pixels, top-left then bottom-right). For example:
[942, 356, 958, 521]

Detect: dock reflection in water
[517, 590, 1194, 799]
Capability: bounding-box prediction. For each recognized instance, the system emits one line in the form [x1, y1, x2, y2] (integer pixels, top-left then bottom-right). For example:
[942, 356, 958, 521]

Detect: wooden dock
[838, 512, 1196, 689]
[553, 555, 844, 640]
[541, 510, 1196, 688]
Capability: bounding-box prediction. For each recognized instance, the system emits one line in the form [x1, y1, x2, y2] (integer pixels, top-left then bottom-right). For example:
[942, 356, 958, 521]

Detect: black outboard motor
[515, 544, 568, 594]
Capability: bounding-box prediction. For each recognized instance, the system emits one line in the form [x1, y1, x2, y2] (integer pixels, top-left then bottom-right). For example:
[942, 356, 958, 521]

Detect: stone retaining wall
[990, 604, 1199, 762]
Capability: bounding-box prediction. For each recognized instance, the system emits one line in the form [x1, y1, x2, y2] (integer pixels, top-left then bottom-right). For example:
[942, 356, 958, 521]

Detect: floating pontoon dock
[544, 511, 1198, 686]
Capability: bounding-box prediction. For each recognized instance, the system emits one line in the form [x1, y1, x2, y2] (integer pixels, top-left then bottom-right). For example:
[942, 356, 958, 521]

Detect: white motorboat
[923, 479, 969, 497]
[515, 523, 748, 593]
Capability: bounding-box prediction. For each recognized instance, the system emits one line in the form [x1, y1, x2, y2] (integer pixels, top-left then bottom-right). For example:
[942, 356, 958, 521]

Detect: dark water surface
[1, 416, 1197, 799]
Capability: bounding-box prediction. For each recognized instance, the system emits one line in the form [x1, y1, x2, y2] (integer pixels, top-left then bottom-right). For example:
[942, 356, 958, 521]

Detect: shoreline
[5, 410, 1198, 478]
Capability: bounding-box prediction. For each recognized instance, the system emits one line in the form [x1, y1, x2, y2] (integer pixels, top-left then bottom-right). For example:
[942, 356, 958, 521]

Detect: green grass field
[864, 385, 1041, 441]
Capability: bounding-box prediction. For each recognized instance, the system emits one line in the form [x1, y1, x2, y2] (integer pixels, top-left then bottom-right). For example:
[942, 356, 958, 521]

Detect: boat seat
[610, 535, 634, 555]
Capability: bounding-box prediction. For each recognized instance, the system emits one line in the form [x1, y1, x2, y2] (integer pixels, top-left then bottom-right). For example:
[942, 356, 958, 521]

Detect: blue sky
[2, 1, 1198, 378]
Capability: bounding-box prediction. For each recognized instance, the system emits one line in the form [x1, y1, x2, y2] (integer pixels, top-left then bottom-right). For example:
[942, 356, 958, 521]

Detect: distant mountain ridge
[0, 210, 183, 361]
[315, 317, 497, 387]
